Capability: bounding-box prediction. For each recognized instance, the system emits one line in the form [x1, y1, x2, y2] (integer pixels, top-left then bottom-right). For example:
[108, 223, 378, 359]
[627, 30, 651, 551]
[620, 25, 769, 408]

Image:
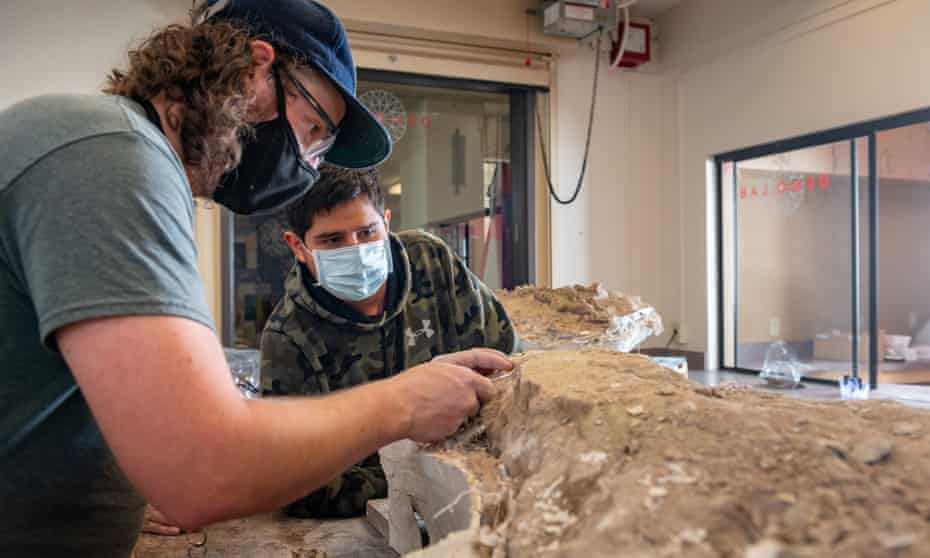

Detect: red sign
[739, 174, 831, 200]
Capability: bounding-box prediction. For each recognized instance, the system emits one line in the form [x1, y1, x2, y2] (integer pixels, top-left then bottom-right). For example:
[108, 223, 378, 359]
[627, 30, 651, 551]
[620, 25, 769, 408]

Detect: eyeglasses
[279, 65, 340, 165]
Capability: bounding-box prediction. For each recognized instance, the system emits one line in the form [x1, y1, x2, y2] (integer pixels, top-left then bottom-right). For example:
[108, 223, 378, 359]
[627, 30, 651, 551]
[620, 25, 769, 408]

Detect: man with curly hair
[0, 1, 510, 555]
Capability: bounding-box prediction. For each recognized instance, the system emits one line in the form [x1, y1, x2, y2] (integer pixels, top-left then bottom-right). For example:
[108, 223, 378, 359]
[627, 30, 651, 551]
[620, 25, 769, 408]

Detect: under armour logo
[406, 320, 435, 347]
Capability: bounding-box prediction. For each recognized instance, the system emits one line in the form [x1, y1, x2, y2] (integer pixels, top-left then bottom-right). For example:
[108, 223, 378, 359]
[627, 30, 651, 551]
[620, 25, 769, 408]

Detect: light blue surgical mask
[308, 239, 393, 301]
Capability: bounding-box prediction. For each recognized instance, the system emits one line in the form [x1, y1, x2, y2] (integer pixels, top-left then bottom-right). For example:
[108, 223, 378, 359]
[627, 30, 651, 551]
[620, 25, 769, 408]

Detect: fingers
[470, 373, 495, 405]
[397, 358, 505, 443]
[433, 348, 514, 373]
[143, 521, 181, 536]
[434, 361, 497, 408]
[146, 505, 171, 524]
[441, 364, 496, 408]
[143, 505, 181, 536]
[467, 393, 481, 418]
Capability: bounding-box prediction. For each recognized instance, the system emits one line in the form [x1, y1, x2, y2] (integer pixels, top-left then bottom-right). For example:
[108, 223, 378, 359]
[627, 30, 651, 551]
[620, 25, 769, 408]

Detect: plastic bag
[601, 306, 665, 353]
[759, 340, 801, 388]
[224, 348, 261, 398]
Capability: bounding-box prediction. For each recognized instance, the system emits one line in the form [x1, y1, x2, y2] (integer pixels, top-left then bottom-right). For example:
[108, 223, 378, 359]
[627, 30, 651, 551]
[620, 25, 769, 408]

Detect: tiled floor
[689, 369, 930, 409]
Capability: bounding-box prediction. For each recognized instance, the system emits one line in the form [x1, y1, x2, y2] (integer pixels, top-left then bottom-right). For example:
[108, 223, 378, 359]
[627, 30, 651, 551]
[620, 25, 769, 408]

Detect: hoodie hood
[284, 233, 411, 331]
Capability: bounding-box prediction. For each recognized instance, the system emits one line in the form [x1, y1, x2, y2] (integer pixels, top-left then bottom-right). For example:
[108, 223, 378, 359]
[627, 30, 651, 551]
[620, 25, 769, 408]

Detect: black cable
[486, 111, 504, 212]
[665, 329, 679, 350]
[536, 30, 603, 206]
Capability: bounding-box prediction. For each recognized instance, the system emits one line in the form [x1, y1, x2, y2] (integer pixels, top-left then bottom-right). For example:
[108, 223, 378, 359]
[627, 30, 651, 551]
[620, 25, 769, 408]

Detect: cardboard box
[813, 331, 886, 362]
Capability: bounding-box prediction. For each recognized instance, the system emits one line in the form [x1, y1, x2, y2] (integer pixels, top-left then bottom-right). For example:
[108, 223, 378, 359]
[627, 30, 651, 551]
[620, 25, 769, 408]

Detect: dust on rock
[496, 283, 659, 349]
[429, 349, 930, 558]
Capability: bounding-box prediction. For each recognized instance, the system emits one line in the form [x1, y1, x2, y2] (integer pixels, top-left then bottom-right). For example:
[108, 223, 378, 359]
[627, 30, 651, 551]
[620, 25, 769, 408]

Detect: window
[358, 78, 513, 290]
[717, 107, 930, 387]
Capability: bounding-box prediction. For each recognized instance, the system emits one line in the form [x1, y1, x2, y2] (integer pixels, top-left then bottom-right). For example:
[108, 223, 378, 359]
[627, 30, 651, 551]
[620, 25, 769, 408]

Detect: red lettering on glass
[739, 173, 830, 202]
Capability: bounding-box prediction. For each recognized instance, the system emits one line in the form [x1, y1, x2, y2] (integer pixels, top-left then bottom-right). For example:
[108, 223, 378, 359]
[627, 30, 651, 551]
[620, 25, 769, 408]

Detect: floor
[738, 355, 930, 385]
[689, 368, 930, 409]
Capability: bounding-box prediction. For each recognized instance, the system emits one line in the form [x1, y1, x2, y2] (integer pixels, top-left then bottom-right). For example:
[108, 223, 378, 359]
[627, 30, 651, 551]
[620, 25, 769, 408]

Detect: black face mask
[213, 68, 321, 215]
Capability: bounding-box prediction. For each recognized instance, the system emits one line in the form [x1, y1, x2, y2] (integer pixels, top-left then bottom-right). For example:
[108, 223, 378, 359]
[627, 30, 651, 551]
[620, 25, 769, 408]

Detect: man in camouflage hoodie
[261, 164, 518, 518]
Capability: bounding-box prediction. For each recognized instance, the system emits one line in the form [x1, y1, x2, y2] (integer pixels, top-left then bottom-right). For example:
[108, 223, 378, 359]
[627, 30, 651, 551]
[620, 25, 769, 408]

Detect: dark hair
[285, 163, 385, 237]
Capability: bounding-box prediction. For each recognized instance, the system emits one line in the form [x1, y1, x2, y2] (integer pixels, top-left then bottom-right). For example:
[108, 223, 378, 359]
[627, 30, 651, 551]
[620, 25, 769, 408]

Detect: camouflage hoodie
[260, 230, 517, 518]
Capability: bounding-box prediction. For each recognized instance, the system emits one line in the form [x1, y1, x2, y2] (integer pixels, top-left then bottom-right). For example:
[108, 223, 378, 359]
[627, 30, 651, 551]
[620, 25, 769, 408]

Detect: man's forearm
[60, 315, 501, 531]
[59, 315, 409, 530]
[182, 379, 408, 527]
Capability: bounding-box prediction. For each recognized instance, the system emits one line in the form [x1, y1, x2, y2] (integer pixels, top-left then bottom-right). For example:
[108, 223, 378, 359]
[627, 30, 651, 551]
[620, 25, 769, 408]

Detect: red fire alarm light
[611, 20, 650, 68]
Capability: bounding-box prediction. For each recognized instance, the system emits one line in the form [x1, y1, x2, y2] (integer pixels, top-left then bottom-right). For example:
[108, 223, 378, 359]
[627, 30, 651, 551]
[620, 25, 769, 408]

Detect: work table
[133, 512, 398, 558]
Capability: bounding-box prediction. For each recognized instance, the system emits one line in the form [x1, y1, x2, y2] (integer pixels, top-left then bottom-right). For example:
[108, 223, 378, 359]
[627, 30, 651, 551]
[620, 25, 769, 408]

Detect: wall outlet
[769, 318, 781, 338]
[909, 312, 918, 331]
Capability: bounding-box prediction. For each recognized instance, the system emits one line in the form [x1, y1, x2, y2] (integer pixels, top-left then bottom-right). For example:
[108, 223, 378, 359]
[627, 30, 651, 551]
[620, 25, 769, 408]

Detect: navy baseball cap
[198, 0, 392, 169]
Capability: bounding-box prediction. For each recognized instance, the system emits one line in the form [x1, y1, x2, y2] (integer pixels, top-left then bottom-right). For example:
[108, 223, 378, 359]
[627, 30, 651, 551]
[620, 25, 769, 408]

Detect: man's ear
[242, 40, 278, 120]
[165, 103, 184, 133]
[249, 40, 276, 78]
[283, 231, 308, 264]
[383, 209, 392, 231]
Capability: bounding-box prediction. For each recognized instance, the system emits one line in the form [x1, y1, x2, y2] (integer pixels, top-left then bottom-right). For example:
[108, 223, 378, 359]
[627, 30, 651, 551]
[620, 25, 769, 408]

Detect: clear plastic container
[759, 340, 802, 388]
[224, 348, 261, 398]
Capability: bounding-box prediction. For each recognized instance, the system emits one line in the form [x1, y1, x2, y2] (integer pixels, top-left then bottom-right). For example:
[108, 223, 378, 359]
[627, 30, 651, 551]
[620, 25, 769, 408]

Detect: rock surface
[388, 350, 930, 558]
[496, 284, 659, 349]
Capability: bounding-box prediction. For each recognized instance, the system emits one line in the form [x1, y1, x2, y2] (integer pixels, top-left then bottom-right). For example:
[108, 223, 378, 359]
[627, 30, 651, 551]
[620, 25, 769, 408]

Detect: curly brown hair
[104, 13, 300, 196]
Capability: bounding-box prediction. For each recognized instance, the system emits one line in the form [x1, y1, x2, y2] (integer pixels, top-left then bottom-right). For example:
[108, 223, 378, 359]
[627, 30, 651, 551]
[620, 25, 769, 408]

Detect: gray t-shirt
[0, 94, 214, 556]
